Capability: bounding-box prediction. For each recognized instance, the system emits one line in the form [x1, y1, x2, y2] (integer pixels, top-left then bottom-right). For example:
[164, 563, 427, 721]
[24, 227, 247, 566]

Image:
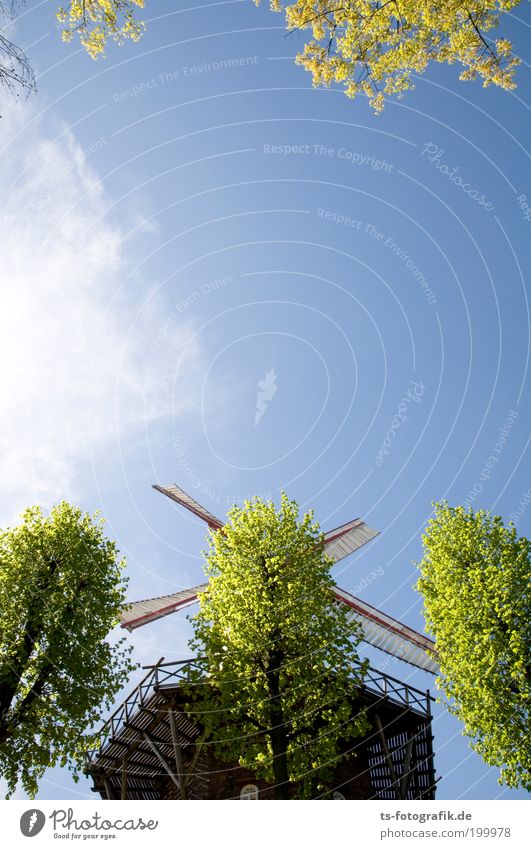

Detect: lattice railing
[87, 656, 432, 764]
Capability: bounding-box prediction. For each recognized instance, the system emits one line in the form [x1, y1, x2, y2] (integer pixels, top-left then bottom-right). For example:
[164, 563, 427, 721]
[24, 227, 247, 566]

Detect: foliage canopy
[0, 1, 145, 91]
[259, 0, 522, 110]
[57, 1, 145, 60]
[416, 502, 531, 791]
[0, 2, 523, 108]
[0, 502, 135, 798]
[188, 493, 368, 799]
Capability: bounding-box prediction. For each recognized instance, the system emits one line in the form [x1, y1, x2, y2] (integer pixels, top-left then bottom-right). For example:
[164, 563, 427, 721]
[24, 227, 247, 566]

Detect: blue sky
[1, 0, 530, 800]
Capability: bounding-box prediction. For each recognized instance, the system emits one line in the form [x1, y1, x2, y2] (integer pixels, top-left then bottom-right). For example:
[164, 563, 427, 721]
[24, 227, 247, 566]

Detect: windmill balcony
[86, 658, 437, 801]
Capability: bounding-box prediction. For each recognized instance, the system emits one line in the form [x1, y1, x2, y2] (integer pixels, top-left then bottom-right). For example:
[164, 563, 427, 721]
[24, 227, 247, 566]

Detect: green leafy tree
[0, 502, 135, 798]
[188, 493, 368, 800]
[416, 502, 531, 791]
[258, 1, 522, 111]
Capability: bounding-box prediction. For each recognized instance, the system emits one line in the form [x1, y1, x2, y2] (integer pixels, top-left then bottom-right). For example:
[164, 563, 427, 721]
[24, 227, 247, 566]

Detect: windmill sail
[121, 584, 207, 632]
[153, 484, 379, 560]
[152, 484, 223, 529]
[333, 587, 439, 674]
[124, 484, 438, 673]
[323, 519, 379, 562]
[120, 583, 438, 674]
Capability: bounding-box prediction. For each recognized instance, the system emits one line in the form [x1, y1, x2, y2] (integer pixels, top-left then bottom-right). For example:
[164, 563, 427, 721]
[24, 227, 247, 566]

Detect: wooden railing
[87, 656, 432, 764]
[363, 665, 432, 715]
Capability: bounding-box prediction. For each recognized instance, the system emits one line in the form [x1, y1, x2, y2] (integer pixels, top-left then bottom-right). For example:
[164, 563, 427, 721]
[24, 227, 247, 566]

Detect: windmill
[120, 484, 439, 676]
[86, 484, 439, 800]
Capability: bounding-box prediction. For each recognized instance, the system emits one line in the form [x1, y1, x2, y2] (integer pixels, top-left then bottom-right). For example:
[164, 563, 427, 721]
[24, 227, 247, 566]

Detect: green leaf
[416, 502, 531, 790]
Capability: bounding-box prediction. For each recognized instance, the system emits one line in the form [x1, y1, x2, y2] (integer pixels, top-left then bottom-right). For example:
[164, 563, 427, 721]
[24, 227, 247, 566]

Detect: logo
[20, 809, 46, 837]
[255, 368, 278, 426]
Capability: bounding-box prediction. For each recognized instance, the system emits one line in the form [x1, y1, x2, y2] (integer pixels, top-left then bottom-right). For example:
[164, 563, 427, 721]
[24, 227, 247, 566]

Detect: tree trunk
[261, 558, 290, 799]
[0, 566, 86, 745]
[0, 558, 59, 733]
[266, 647, 290, 800]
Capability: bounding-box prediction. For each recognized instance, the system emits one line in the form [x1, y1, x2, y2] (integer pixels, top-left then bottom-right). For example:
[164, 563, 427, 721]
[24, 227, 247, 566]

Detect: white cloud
[0, 100, 200, 522]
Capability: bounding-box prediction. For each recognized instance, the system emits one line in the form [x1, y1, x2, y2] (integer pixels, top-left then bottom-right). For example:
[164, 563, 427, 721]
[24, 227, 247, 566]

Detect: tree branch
[466, 10, 497, 61]
[0, 2, 36, 95]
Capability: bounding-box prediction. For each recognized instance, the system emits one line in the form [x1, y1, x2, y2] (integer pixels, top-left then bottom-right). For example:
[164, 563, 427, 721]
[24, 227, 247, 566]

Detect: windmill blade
[120, 584, 207, 632]
[121, 515, 378, 633]
[153, 484, 224, 529]
[153, 486, 377, 558]
[323, 519, 379, 563]
[121, 581, 438, 675]
[333, 586, 439, 675]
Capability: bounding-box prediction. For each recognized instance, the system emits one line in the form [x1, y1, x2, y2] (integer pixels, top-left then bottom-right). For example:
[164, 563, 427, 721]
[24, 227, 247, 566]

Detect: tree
[2, 2, 523, 108]
[0, 2, 35, 92]
[0, 502, 135, 798]
[258, 0, 522, 111]
[0, 1, 145, 93]
[416, 502, 531, 791]
[57, 0, 145, 59]
[187, 493, 368, 800]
